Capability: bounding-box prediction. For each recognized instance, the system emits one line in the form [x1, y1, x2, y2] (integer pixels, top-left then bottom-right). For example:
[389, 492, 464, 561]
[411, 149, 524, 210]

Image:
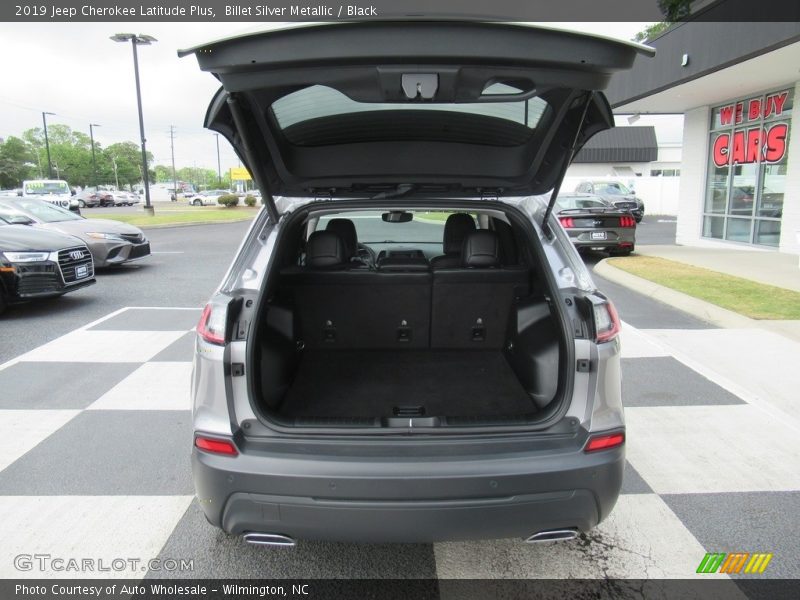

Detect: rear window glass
[272, 85, 549, 130]
[317, 211, 477, 245]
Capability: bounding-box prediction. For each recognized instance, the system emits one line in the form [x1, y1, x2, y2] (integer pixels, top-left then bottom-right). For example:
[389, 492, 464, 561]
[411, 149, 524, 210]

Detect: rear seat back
[431, 230, 529, 349]
[282, 231, 431, 348]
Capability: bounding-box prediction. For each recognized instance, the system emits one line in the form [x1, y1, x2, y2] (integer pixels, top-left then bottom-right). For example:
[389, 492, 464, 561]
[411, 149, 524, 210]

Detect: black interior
[253, 211, 562, 426]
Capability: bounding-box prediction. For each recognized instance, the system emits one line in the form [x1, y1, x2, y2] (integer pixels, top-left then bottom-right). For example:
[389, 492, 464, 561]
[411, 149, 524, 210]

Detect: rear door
[180, 22, 653, 219]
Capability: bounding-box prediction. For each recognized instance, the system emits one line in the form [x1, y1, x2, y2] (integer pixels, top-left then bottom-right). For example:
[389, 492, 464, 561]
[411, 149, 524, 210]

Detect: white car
[187, 189, 232, 206]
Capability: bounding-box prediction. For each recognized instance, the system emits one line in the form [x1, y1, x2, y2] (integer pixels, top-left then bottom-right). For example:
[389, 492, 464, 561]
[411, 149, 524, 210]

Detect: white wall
[778, 80, 800, 255]
[676, 106, 710, 246]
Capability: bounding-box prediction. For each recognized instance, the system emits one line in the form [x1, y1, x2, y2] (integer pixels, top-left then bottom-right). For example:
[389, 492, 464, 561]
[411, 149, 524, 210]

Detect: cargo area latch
[576, 359, 591, 373]
[231, 363, 245, 377]
[402, 73, 438, 99]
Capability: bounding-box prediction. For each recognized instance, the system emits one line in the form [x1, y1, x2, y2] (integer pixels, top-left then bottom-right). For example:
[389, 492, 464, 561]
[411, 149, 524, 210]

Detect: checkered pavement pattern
[0, 307, 798, 581]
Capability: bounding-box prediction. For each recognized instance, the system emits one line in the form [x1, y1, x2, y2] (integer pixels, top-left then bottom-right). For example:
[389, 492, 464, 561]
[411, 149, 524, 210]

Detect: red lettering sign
[716, 90, 791, 126]
[711, 123, 789, 167]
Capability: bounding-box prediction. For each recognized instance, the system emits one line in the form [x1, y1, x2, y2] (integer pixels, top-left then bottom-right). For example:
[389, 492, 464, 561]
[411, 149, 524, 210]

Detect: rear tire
[193, 199, 202, 206]
[611, 248, 633, 257]
[78, 200, 86, 208]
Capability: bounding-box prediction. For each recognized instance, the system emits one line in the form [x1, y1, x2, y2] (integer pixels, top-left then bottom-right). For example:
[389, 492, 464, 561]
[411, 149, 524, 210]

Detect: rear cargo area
[279, 349, 534, 419]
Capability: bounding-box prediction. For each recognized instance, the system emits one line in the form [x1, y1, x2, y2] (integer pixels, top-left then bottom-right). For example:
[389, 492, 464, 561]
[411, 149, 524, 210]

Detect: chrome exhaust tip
[243, 532, 296, 547]
[525, 529, 579, 543]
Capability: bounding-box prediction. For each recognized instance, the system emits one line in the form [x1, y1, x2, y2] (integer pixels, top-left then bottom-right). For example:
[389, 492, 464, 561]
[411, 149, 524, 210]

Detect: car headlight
[2, 251, 50, 263]
[85, 232, 124, 241]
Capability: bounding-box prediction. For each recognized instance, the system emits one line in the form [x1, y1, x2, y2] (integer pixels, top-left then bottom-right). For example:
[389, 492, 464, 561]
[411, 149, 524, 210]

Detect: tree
[100, 142, 154, 188]
[633, 22, 672, 43]
[0, 136, 36, 188]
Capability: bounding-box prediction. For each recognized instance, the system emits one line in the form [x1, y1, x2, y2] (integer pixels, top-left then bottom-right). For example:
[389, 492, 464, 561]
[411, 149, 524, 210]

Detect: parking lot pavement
[1, 304, 798, 583]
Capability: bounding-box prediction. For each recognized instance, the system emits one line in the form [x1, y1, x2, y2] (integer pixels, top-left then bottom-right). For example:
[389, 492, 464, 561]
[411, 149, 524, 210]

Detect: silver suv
[183, 22, 652, 545]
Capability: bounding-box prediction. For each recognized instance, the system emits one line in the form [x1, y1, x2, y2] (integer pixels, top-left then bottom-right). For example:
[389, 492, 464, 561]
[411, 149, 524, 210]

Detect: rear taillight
[197, 303, 226, 345]
[619, 215, 636, 227]
[593, 300, 621, 343]
[195, 436, 238, 456]
[585, 432, 625, 452]
[559, 216, 575, 228]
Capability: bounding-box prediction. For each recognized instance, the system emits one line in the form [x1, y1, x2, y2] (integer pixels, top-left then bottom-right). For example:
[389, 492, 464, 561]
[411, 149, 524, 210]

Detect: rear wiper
[371, 184, 414, 200]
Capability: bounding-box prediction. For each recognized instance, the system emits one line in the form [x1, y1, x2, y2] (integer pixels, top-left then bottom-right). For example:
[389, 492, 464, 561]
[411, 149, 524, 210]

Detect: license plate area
[591, 231, 607, 240]
[75, 264, 89, 279]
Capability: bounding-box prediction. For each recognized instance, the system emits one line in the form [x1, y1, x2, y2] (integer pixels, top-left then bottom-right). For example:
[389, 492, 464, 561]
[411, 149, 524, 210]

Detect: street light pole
[42, 111, 55, 179]
[214, 133, 222, 187]
[89, 123, 100, 189]
[111, 33, 157, 215]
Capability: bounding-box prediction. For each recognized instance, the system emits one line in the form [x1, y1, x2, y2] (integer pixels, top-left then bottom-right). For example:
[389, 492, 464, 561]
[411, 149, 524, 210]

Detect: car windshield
[593, 182, 631, 195]
[317, 210, 475, 245]
[4, 199, 83, 223]
[24, 181, 70, 195]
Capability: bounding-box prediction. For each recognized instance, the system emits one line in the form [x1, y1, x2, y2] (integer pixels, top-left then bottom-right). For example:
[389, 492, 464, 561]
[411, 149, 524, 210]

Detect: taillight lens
[593, 300, 621, 343]
[197, 303, 226, 345]
[619, 215, 636, 227]
[585, 432, 625, 452]
[195, 436, 238, 456]
[559, 216, 575, 228]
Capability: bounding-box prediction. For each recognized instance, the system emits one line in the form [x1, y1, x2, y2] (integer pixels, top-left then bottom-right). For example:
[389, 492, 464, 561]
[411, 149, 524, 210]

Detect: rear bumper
[192, 435, 624, 543]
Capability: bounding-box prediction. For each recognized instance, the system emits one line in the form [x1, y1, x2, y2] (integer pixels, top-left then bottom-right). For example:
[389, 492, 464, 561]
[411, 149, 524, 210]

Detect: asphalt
[0, 220, 251, 363]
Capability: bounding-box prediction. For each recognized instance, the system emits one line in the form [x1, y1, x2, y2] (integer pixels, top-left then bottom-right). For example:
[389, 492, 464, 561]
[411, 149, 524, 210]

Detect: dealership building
[606, 21, 800, 254]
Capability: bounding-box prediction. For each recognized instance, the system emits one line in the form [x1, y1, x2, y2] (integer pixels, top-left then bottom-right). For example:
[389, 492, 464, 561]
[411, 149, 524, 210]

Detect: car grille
[127, 242, 151, 259]
[120, 233, 145, 244]
[614, 201, 638, 210]
[58, 246, 94, 284]
[17, 271, 61, 296]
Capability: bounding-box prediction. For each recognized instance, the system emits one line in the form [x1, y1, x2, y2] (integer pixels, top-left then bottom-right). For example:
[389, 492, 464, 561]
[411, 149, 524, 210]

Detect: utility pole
[89, 123, 100, 189]
[169, 125, 178, 201]
[213, 133, 222, 187]
[111, 156, 119, 189]
[42, 111, 55, 178]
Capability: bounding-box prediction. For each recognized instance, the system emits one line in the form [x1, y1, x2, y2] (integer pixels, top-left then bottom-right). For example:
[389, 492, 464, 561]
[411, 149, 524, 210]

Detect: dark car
[0, 199, 150, 267]
[182, 21, 653, 545]
[555, 194, 636, 256]
[0, 210, 95, 314]
[575, 180, 645, 222]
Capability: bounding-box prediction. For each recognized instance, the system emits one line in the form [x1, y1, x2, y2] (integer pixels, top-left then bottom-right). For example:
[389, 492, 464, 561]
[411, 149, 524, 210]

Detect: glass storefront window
[703, 88, 792, 246]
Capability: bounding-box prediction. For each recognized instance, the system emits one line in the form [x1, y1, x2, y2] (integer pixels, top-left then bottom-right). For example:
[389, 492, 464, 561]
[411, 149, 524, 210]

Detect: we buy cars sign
[712, 90, 790, 167]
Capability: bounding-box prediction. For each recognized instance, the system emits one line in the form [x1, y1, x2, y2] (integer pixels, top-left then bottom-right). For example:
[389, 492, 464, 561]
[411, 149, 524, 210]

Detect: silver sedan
[0, 198, 151, 267]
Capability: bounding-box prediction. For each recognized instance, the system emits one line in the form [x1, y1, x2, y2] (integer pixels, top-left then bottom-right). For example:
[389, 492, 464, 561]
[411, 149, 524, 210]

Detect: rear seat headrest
[325, 218, 358, 259]
[462, 230, 501, 268]
[442, 213, 477, 255]
[306, 230, 346, 269]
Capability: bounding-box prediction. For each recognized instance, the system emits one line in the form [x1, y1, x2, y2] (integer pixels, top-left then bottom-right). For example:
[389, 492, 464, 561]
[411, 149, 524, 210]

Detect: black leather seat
[431, 230, 529, 349]
[430, 213, 476, 269]
[283, 230, 431, 349]
[325, 218, 359, 261]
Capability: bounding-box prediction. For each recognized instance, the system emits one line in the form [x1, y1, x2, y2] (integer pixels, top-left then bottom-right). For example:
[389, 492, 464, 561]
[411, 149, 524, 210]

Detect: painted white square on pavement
[88, 362, 193, 411]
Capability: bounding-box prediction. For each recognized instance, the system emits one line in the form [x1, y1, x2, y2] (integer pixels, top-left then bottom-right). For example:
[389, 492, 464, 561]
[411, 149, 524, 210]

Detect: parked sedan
[187, 189, 231, 206]
[110, 191, 141, 206]
[0, 210, 95, 314]
[0, 198, 150, 267]
[556, 194, 636, 256]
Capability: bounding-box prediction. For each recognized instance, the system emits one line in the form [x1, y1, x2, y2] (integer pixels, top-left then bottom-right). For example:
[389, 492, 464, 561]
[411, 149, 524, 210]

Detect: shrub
[244, 194, 257, 207]
[217, 194, 239, 207]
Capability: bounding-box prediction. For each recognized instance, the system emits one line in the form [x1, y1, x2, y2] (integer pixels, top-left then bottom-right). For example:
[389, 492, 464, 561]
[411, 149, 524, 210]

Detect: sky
[0, 21, 683, 175]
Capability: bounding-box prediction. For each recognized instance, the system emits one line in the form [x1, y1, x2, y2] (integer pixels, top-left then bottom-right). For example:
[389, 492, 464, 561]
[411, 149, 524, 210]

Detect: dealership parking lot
[1, 217, 798, 584]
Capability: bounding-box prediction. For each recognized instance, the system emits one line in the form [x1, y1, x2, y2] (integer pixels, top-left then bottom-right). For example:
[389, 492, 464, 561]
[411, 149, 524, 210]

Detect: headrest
[442, 213, 477, 255]
[325, 218, 358, 258]
[306, 230, 346, 269]
[462, 230, 501, 268]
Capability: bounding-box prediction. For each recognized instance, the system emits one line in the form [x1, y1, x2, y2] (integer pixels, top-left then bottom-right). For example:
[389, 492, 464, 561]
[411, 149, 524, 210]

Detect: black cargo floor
[279, 349, 535, 418]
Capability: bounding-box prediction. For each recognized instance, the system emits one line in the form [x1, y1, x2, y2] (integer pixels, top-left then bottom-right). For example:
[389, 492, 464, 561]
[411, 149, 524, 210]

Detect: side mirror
[17, 190, 23, 197]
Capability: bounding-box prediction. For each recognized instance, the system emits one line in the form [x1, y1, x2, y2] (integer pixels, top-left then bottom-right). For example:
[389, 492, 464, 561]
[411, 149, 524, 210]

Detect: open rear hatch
[179, 21, 653, 221]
